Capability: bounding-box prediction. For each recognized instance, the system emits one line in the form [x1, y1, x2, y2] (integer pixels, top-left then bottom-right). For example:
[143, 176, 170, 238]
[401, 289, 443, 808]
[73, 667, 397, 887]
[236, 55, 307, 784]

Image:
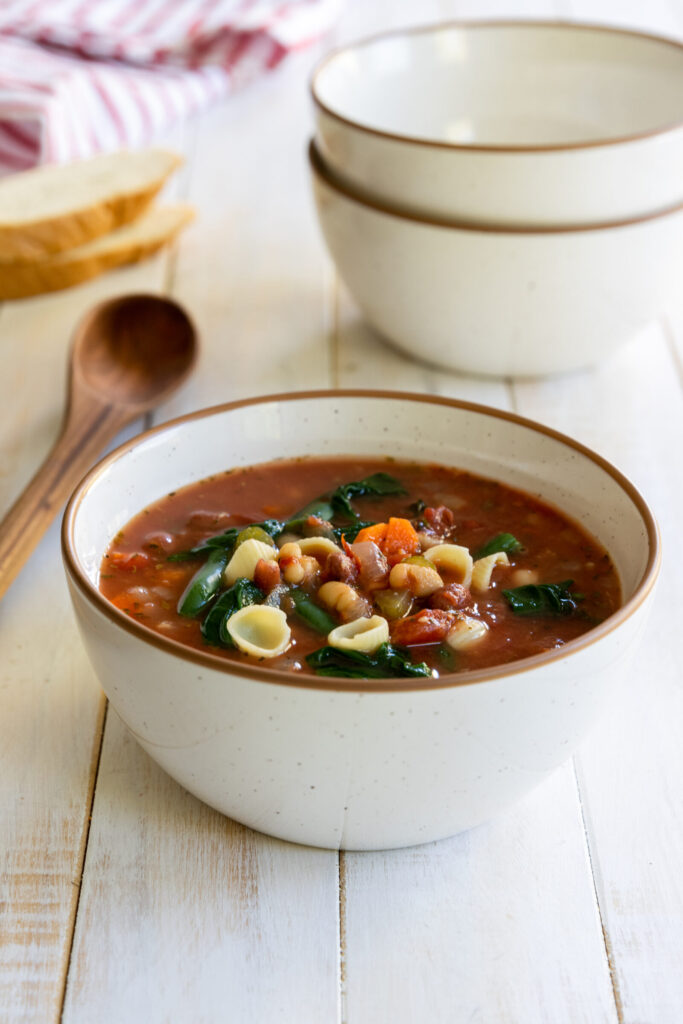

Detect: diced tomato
[107, 551, 152, 572]
[431, 584, 470, 611]
[391, 608, 455, 646]
[382, 517, 420, 566]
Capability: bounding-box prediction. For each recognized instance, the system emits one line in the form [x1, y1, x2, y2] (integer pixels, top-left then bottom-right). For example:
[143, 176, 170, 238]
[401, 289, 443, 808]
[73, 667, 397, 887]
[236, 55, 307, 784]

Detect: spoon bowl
[73, 294, 197, 410]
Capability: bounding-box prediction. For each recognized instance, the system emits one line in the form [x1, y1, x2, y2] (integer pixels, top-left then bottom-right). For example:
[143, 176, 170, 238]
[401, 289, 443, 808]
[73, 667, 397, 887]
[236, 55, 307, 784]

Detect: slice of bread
[0, 204, 194, 300]
[0, 149, 182, 262]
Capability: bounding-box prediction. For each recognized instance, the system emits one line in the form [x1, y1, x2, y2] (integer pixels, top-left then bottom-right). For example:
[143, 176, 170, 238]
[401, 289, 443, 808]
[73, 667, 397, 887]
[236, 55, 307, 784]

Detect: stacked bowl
[310, 21, 683, 376]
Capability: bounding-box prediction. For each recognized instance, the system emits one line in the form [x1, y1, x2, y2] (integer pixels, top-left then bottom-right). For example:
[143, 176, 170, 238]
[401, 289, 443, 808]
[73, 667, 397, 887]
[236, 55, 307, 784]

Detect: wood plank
[342, 767, 617, 1024]
[0, 138, 186, 1024]
[512, 325, 683, 1023]
[158, 53, 332, 420]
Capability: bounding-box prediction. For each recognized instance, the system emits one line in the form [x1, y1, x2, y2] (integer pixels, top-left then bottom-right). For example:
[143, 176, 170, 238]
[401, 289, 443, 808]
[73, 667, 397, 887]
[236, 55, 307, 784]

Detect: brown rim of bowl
[309, 139, 683, 234]
[311, 19, 683, 154]
[62, 390, 661, 694]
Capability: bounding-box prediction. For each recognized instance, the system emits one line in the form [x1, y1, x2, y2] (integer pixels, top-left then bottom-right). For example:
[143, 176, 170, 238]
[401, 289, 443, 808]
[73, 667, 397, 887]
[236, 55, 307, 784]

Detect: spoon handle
[0, 392, 133, 601]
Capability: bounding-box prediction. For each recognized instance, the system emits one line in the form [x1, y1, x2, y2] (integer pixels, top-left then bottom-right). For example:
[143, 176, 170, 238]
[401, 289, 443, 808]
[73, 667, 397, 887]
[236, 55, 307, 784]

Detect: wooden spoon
[0, 293, 198, 600]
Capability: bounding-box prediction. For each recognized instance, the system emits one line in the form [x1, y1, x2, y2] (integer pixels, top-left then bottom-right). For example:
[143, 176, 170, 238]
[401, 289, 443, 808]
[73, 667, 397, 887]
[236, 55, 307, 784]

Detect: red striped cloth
[0, 0, 340, 171]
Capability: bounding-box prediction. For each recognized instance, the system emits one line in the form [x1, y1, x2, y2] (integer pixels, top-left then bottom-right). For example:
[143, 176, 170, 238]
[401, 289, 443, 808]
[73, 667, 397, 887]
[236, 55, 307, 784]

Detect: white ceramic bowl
[312, 21, 683, 226]
[310, 141, 683, 377]
[63, 391, 659, 850]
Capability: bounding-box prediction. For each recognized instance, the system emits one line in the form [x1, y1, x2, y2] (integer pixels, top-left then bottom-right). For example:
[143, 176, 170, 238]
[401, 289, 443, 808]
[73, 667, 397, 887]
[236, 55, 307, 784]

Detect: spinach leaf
[473, 533, 523, 560]
[502, 579, 577, 616]
[178, 548, 230, 618]
[169, 518, 284, 561]
[289, 590, 337, 635]
[331, 519, 377, 544]
[331, 472, 406, 520]
[286, 472, 405, 530]
[306, 642, 431, 679]
[201, 578, 264, 646]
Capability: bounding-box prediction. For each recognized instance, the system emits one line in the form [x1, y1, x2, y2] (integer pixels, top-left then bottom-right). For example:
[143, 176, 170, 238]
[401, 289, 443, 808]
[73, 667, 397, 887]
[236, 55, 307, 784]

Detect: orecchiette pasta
[225, 538, 278, 585]
[328, 615, 389, 654]
[424, 544, 473, 587]
[446, 616, 489, 651]
[226, 605, 291, 658]
[471, 551, 510, 593]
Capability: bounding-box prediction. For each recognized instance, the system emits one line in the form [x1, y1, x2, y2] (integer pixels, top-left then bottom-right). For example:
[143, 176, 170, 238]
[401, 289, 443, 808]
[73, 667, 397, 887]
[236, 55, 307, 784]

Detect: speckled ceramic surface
[310, 143, 683, 378]
[62, 392, 660, 849]
[312, 21, 683, 226]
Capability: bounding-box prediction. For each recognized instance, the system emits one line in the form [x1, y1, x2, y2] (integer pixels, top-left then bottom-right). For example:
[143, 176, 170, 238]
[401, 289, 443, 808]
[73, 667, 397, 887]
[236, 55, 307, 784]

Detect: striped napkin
[0, 0, 340, 172]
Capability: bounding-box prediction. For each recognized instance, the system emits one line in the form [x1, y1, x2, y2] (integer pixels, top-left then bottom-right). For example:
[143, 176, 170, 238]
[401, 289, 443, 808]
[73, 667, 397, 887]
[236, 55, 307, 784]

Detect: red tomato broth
[98, 456, 621, 677]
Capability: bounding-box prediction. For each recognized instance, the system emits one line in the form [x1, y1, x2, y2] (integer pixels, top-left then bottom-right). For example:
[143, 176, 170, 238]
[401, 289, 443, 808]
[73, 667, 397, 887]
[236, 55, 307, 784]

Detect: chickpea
[388, 561, 443, 597]
[318, 581, 371, 622]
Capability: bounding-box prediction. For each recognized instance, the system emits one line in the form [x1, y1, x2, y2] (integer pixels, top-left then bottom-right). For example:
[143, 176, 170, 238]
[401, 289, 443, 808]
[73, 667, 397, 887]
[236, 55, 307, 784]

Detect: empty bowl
[312, 21, 683, 226]
[63, 391, 659, 850]
[310, 141, 683, 377]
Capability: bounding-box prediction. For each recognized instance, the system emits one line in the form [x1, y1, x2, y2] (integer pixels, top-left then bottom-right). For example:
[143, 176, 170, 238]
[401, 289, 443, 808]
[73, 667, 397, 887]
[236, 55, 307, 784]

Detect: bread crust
[0, 204, 194, 300]
[0, 151, 183, 262]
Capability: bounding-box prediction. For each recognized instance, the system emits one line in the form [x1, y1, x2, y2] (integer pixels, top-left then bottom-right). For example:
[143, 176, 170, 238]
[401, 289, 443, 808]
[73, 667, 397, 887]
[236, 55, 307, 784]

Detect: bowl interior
[69, 394, 653, 626]
[314, 23, 683, 147]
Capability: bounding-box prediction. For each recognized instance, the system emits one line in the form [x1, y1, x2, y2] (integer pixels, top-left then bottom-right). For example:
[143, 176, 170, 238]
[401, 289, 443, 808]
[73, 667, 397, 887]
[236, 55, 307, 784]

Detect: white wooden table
[1, 1, 682, 1021]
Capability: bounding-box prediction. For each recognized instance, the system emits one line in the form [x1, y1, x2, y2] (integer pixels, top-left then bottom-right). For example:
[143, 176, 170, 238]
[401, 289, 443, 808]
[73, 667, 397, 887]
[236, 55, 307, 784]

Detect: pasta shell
[424, 544, 473, 587]
[225, 538, 277, 586]
[446, 616, 489, 651]
[471, 551, 510, 593]
[297, 537, 342, 559]
[226, 605, 291, 659]
[327, 615, 389, 654]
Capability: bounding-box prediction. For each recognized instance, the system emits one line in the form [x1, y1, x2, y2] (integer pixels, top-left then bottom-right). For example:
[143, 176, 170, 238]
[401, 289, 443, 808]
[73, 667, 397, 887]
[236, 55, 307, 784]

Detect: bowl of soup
[312, 21, 683, 227]
[62, 391, 659, 849]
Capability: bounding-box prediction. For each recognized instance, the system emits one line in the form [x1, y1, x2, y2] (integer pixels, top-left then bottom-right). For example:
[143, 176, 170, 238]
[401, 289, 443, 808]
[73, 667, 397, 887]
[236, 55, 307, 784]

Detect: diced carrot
[355, 522, 388, 545]
[382, 517, 420, 566]
[108, 551, 151, 572]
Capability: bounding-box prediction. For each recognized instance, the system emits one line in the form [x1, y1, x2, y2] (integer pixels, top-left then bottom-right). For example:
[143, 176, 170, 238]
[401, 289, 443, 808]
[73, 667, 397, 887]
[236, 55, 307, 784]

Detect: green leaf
[306, 642, 431, 679]
[201, 578, 264, 646]
[502, 579, 577, 616]
[331, 519, 377, 544]
[284, 501, 336, 529]
[287, 473, 406, 530]
[169, 518, 284, 561]
[331, 472, 406, 520]
[473, 533, 524, 560]
[289, 590, 337, 635]
[177, 548, 230, 618]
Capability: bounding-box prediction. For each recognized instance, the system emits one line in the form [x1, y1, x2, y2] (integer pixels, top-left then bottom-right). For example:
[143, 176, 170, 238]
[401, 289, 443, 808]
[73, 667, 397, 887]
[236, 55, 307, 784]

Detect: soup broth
[99, 456, 621, 679]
